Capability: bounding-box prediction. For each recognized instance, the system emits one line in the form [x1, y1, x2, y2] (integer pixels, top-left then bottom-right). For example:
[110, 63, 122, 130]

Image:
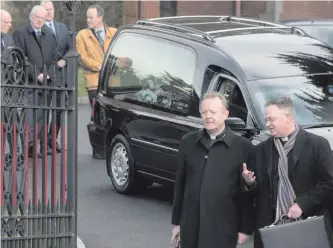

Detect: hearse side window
[219, 79, 248, 123]
[105, 33, 196, 114]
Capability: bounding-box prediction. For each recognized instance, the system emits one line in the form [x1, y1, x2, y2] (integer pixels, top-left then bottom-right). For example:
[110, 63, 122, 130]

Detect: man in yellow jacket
[76, 4, 117, 107]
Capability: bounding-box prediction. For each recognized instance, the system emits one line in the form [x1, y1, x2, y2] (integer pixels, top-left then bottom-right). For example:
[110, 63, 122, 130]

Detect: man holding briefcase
[242, 97, 333, 248]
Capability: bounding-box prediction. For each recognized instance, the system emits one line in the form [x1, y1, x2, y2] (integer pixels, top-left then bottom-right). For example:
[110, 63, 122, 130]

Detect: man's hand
[171, 225, 180, 246]
[237, 232, 250, 245]
[37, 73, 44, 83]
[288, 203, 302, 219]
[242, 163, 256, 185]
[57, 59, 66, 68]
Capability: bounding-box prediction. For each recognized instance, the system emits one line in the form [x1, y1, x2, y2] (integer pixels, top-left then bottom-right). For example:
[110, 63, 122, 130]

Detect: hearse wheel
[107, 134, 151, 194]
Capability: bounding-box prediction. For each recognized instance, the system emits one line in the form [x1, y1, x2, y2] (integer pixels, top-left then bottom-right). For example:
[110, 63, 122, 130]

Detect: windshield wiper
[302, 123, 333, 129]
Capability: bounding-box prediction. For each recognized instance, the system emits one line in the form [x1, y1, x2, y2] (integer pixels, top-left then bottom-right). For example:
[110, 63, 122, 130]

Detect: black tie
[36, 31, 41, 41]
[49, 23, 55, 34]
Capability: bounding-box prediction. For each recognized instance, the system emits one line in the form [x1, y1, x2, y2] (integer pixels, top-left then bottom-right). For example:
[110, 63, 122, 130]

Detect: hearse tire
[107, 134, 140, 194]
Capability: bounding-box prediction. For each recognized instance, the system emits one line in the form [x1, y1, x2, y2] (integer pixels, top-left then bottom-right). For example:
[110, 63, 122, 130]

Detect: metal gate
[1, 2, 80, 247]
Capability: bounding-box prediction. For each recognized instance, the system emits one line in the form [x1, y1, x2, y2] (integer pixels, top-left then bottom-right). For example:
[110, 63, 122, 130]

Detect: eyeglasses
[265, 113, 288, 124]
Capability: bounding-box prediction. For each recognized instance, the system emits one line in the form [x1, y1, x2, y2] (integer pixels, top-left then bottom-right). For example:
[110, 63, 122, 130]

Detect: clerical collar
[280, 136, 288, 142]
[208, 127, 225, 140]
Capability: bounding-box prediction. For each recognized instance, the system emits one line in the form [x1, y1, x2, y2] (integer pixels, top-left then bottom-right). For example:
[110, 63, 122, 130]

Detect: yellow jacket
[76, 24, 117, 90]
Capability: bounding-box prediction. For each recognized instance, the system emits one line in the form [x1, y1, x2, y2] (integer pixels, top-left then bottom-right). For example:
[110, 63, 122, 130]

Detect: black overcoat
[12, 23, 57, 83]
[252, 128, 333, 248]
[171, 127, 255, 248]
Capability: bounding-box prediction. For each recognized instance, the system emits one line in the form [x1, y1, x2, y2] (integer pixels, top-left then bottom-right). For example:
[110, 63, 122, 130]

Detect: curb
[77, 236, 86, 248]
[78, 96, 89, 105]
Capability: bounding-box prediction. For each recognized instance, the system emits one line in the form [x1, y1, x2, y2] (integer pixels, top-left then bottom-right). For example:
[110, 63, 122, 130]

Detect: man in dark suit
[41, 0, 71, 153]
[13, 5, 57, 157]
[1, 9, 13, 52]
[243, 96, 333, 248]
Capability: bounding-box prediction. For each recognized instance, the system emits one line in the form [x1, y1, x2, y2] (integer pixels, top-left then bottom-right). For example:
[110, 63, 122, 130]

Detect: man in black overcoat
[13, 5, 57, 157]
[243, 96, 333, 248]
[171, 92, 255, 248]
[41, 0, 71, 153]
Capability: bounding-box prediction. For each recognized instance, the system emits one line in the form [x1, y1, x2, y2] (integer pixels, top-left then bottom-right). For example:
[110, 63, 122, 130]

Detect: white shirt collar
[94, 27, 104, 33]
[45, 20, 54, 25]
[32, 27, 41, 33]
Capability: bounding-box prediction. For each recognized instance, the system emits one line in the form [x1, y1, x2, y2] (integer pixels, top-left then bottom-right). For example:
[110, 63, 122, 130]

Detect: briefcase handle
[279, 214, 302, 224]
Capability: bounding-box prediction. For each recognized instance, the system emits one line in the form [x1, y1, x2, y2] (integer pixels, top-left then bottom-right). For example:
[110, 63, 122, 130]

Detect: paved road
[77, 105, 253, 248]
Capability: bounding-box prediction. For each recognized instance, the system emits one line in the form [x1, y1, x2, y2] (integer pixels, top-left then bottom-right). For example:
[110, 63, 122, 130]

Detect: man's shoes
[28, 145, 42, 158]
[49, 142, 62, 153]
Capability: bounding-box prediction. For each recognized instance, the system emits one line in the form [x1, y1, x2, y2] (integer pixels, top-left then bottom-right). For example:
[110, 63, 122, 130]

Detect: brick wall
[122, 1, 333, 25]
[123, 1, 139, 24]
[282, 1, 333, 20]
[176, 1, 234, 16]
[141, 1, 160, 19]
[241, 1, 266, 18]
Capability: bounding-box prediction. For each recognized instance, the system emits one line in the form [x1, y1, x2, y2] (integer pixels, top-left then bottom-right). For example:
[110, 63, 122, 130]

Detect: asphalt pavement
[77, 104, 254, 248]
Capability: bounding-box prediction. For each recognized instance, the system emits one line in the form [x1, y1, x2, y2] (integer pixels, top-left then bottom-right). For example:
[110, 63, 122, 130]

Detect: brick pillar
[123, 1, 139, 24]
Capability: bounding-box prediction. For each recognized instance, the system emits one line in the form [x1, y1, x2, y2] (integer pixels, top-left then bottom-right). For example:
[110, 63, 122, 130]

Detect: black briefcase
[259, 215, 332, 248]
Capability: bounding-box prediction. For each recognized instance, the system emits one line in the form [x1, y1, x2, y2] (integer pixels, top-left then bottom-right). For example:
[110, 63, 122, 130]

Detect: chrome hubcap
[111, 143, 129, 187]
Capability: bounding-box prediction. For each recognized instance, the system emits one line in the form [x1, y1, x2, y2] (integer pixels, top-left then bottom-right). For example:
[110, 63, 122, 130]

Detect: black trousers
[48, 69, 66, 146]
[88, 89, 97, 108]
[48, 90, 65, 146]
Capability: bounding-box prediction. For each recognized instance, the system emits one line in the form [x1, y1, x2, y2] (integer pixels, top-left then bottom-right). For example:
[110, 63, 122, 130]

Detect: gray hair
[40, 0, 54, 7]
[88, 4, 104, 17]
[200, 91, 228, 110]
[265, 96, 294, 114]
[29, 5, 46, 20]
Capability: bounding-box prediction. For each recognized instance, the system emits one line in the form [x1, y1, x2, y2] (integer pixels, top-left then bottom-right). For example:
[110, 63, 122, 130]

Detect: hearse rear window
[105, 33, 196, 114]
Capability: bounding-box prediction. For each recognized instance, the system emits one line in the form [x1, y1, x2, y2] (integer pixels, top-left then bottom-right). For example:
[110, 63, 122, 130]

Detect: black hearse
[87, 16, 333, 194]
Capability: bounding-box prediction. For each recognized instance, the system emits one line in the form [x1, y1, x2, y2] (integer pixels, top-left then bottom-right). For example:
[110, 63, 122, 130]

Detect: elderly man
[40, 0, 70, 153]
[0, 9, 13, 52]
[76, 4, 117, 107]
[171, 91, 254, 248]
[13, 5, 57, 157]
[242, 96, 333, 248]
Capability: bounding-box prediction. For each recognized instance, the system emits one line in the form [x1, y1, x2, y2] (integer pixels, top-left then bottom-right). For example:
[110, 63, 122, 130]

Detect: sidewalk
[78, 96, 89, 105]
[78, 236, 86, 248]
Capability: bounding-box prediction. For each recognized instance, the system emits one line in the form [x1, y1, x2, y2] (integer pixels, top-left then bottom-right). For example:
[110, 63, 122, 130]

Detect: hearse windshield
[249, 74, 333, 128]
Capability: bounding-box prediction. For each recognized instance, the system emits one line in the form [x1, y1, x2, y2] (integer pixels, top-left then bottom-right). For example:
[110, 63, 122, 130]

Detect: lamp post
[64, 1, 82, 247]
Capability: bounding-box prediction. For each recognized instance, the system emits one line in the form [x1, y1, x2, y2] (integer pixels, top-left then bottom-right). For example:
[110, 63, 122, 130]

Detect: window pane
[298, 25, 333, 47]
[249, 75, 333, 127]
[106, 33, 196, 114]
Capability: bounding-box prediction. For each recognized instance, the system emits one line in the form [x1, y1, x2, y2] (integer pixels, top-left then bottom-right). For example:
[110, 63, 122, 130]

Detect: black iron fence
[1, 45, 78, 248]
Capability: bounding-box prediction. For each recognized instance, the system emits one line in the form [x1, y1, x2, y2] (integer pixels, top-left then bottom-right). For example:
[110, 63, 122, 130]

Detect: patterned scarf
[273, 125, 299, 223]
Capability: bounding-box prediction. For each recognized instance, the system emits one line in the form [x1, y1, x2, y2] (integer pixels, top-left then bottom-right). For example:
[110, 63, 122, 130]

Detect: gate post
[64, 1, 82, 248]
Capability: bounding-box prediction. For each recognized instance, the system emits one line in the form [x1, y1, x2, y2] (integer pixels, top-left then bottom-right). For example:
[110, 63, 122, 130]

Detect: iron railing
[1, 1, 81, 247]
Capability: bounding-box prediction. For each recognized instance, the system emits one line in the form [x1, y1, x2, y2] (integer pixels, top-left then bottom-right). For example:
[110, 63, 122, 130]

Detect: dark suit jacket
[12, 23, 57, 83]
[252, 129, 333, 248]
[1, 33, 14, 49]
[1, 33, 14, 65]
[45, 21, 70, 60]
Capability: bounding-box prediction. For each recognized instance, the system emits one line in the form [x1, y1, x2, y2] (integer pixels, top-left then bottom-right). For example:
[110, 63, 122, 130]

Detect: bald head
[29, 5, 47, 30]
[1, 9, 12, 33]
